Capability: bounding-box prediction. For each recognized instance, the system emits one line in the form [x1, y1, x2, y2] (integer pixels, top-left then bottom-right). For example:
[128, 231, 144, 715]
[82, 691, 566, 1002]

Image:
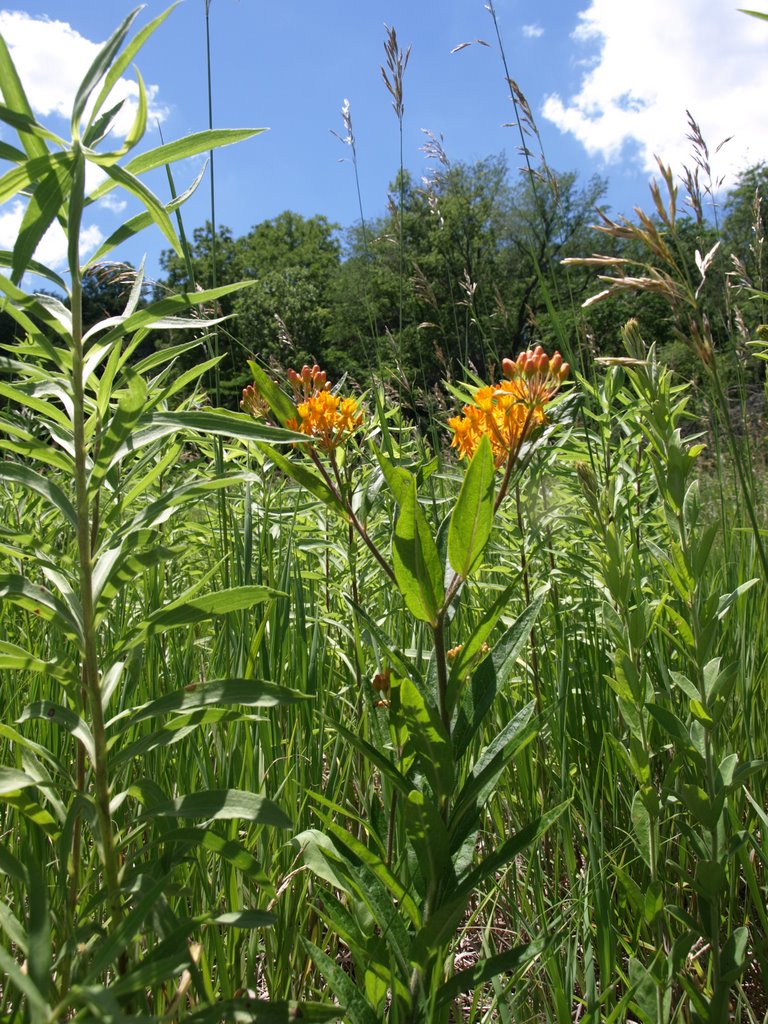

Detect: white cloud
[542, 1, 768, 187]
[0, 10, 168, 138]
[0, 199, 103, 270]
[99, 194, 128, 215]
[522, 24, 544, 39]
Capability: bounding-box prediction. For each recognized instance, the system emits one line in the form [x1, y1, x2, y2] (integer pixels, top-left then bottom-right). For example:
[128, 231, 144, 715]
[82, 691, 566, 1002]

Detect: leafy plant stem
[69, 235, 124, 942]
[708, 359, 768, 579]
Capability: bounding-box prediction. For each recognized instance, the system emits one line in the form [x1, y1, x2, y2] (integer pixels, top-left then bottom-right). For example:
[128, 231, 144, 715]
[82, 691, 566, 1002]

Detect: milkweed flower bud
[448, 345, 569, 466]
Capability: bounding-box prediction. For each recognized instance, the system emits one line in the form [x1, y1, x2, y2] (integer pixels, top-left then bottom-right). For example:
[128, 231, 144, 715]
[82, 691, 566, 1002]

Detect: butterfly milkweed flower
[285, 365, 363, 452]
[242, 363, 363, 453]
[448, 346, 568, 467]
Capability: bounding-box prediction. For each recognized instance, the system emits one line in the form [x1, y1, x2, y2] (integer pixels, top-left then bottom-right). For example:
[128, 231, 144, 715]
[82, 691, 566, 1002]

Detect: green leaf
[88, 368, 147, 491]
[87, 6, 177, 137]
[260, 443, 347, 515]
[372, 444, 412, 505]
[434, 938, 546, 1008]
[89, 127, 264, 201]
[324, 717, 412, 798]
[411, 804, 568, 961]
[448, 433, 495, 578]
[84, 164, 206, 267]
[0, 574, 83, 642]
[92, 160, 180, 254]
[302, 938, 374, 1024]
[109, 678, 305, 732]
[392, 476, 443, 625]
[18, 702, 95, 761]
[719, 926, 749, 984]
[645, 702, 692, 747]
[125, 585, 281, 648]
[449, 702, 536, 848]
[628, 957, 660, 1024]
[0, 641, 72, 682]
[0, 151, 73, 204]
[157, 827, 271, 887]
[0, 947, 49, 1019]
[294, 828, 353, 894]
[452, 592, 544, 758]
[0, 33, 49, 159]
[71, 8, 141, 135]
[0, 249, 66, 290]
[681, 784, 723, 830]
[404, 790, 454, 892]
[0, 461, 77, 531]
[146, 790, 291, 828]
[312, 810, 421, 927]
[12, 164, 72, 284]
[631, 790, 654, 869]
[398, 677, 453, 800]
[245, 362, 297, 427]
[445, 581, 519, 717]
[0, 767, 38, 796]
[186, 997, 342, 1024]
[26, 856, 51, 1000]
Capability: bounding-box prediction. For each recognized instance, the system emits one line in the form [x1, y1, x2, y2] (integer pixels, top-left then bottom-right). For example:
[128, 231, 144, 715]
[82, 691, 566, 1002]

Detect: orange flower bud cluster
[287, 363, 330, 402]
[241, 363, 363, 453]
[372, 667, 391, 707]
[240, 383, 270, 419]
[448, 346, 568, 466]
[372, 667, 391, 692]
[285, 364, 362, 451]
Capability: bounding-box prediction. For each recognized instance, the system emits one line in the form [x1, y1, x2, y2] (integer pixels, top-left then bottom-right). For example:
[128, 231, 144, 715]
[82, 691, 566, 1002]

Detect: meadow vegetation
[0, 5, 766, 1023]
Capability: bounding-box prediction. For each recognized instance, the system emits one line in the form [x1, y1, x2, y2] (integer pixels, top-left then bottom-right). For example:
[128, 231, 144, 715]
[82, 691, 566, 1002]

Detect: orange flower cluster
[241, 364, 363, 453]
[285, 364, 363, 452]
[448, 346, 569, 466]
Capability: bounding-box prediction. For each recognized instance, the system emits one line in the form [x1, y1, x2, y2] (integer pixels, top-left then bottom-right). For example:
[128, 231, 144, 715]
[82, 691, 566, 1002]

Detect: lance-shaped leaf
[247, 360, 297, 426]
[90, 160, 180, 253]
[448, 433, 495, 579]
[109, 678, 306, 732]
[372, 444, 412, 505]
[410, 802, 569, 963]
[71, 7, 141, 135]
[88, 368, 147, 492]
[0, 641, 72, 682]
[404, 790, 455, 894]
[104, 410, 303, 470]
[0, 151, 73, 205]
[0, 33, 49, 159]
[88, 5, 177, 138]
[0, 461, 76, 531]
[398, 677, 453, 800]
[88, 127, 263, 203]
[90, 281, 252, 346]
[260, 444, 346, 516]
[452, 591, 545, 758]
[445, 581, 517, 717]
[0, 574, 83, 643]
[448, 702, 537, 849]
[18, 703, 95, 762]
[12, 161, 74, 284]
[85, 163, 206, 268]
[434, 938, 547, 1009]
[392, 476, 443, 625]
[124, 585, 282, 649]
[145, 790, 291, 828]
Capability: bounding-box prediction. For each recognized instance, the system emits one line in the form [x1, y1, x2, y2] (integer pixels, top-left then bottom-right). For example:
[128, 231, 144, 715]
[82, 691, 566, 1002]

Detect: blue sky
[1, 0, 767, 280]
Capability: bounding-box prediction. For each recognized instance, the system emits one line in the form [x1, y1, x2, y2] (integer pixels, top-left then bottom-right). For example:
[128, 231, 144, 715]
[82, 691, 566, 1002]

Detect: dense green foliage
[0, 6, 767, 1024]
